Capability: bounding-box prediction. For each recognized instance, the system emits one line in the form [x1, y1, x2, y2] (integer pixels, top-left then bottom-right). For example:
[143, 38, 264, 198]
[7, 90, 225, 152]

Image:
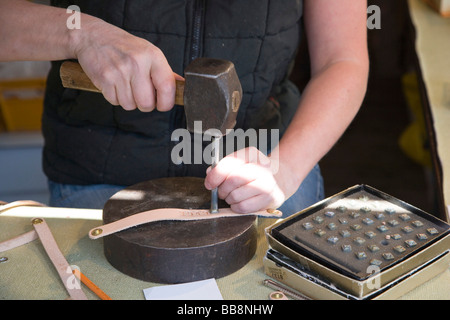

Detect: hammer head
[184, 58, 242, 136]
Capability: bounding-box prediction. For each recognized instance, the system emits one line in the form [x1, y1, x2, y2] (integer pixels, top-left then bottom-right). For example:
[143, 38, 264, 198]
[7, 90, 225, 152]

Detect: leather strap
[89, 208, 282, 239]
[0, 218, 109, 300]
[0, 200, 44, 252]
[32, 218, 88, 300]
[0, 200, 46, 214]
[0, 230, 38, 253]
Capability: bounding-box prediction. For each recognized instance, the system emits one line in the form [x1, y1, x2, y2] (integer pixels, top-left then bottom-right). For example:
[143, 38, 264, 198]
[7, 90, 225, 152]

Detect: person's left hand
[204, 147, 294, 213]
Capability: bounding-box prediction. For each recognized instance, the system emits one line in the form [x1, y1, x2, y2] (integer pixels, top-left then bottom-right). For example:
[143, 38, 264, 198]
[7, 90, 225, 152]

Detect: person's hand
[204, 147, 298, 213]
[71, 19, 182, 112]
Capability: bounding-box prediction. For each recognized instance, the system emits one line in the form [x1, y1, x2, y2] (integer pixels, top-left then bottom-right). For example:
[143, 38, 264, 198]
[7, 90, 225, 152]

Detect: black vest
[43, 0, 303, 185]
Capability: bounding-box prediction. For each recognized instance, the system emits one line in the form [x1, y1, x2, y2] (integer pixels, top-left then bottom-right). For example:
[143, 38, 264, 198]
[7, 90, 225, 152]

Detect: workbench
[1, 205, 449, 300]
[408, 0, 450, 222]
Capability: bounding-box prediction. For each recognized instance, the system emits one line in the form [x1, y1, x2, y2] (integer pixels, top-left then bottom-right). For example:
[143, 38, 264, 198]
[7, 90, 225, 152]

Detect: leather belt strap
[0, 230, 38, 253]
[0, 200, 45, 252]
[89, 208, 282, 240]
[0, 201, 45, 252]
[31, 218, 88, 300]
[0, 200, 46, 213]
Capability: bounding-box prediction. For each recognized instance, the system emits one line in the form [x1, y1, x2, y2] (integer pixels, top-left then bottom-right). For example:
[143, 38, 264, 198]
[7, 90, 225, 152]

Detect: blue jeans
[48, 180, 125, 210]
[277, 164, 324, 217]
[48, 164, 324, 217]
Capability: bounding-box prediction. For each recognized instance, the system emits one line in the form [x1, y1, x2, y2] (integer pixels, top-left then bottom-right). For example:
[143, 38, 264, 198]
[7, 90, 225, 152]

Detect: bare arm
[0, 0, 179, 112]
[0, 0, 75, 61]
[205, 0, 369, 213]
[273, 0, 370, 199]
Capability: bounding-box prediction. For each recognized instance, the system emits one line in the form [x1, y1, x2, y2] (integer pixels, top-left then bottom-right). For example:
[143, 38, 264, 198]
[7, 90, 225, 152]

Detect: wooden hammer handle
[59, 61, 185, 105]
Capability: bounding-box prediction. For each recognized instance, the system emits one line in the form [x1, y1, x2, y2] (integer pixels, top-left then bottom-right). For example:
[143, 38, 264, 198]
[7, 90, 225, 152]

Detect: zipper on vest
[169, 0, 206, 176]
[190, 0, 205, 61]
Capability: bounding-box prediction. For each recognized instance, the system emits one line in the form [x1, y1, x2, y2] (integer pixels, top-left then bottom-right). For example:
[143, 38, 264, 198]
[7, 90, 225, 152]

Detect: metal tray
[270, 185, 450, 281]
[264, 248, 450, 300]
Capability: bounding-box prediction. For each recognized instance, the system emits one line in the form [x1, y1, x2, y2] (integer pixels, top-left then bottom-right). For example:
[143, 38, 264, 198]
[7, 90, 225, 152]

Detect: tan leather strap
[0, 200, 46, 214]
[0, 200, 45, 252]
[89, 208, 282, 240]
[0, 230, 38, 253]
[32, 218, 88, 300]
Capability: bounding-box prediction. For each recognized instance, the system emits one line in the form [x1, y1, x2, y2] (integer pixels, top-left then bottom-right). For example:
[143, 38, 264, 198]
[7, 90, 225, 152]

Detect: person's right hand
[71, 18, 181, 112]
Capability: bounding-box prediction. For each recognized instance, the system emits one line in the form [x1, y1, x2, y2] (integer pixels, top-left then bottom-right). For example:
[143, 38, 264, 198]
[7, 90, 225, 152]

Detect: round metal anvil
[102, 177, 257, 284]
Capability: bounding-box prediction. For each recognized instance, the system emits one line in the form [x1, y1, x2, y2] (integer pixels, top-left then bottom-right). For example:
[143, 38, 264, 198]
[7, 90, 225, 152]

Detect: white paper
[143, 278, 223, 300]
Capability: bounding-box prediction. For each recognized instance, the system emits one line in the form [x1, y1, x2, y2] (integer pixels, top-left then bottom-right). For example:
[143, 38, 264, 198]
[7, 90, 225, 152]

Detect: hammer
[59, 57, 243, 213]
